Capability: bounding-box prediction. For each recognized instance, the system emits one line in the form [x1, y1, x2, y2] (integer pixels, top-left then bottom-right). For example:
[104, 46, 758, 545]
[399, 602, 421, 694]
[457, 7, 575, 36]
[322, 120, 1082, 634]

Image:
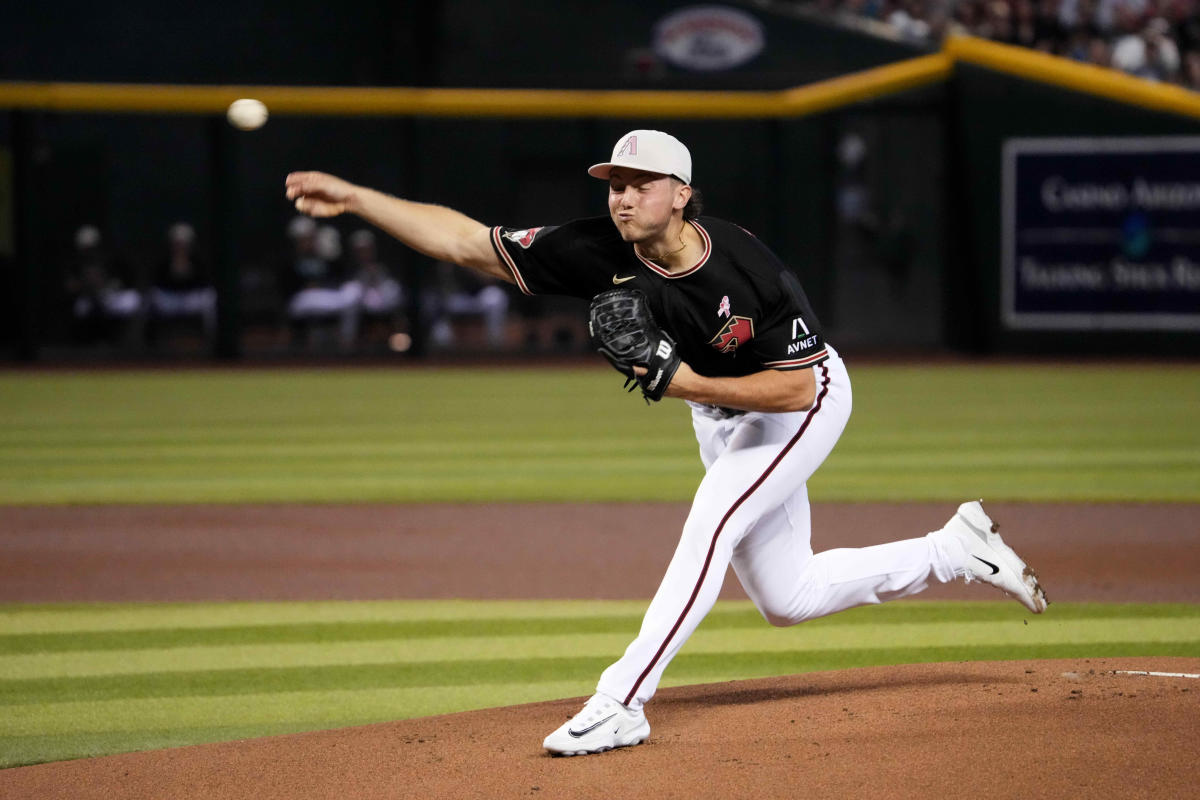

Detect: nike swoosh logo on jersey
[612, 274, 637, 284]
[973, 555, 1000, 575]
[568, 713, 617, 738]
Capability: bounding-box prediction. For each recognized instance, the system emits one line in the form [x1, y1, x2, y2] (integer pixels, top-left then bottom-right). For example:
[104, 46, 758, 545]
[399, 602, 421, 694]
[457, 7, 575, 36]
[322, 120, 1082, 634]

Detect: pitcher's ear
[674, 183, 692, 211]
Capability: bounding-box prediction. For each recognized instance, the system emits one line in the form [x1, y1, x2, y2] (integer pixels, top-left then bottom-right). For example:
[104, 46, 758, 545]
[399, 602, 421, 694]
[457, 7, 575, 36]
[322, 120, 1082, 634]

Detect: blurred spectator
[280, 216, 360, 350]
[146, 222, 217, 347]
[344, 229, 406, 346]
[1097, 0, 1150, 34]
[1186, 48, 1200, 84]
[836, 132, 876, 231]
[1112, 16, 1181, 80]
[835, 131, 917, 295]
[423, 261, 511, 350]
[1011, 0, 1040, 47]
[1033, 0, 1068, 51]
[888, 0, 935, 40]
[63, 224, 142, 345]
[800, 0, 1200, 88]
[1087, 34, 1116, 65]
[1057, 0, 1100, 34]
[1174, 1, 1200, 52]
[315, 223, 343, 266]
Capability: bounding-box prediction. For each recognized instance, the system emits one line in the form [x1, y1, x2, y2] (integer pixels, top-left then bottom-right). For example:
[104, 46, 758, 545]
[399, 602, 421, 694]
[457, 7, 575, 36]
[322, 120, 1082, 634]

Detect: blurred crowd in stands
[275, 215, 514, 354]
[803, 0, 1200, 88]
[64, 222, 215, 351]
[61, 218, 583, 357]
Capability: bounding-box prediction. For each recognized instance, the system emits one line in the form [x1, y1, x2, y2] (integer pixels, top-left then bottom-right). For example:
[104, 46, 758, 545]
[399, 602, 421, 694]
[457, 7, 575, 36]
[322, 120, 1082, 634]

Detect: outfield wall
[1, 3, 1198, 360]
[946, 45, 1200, 354]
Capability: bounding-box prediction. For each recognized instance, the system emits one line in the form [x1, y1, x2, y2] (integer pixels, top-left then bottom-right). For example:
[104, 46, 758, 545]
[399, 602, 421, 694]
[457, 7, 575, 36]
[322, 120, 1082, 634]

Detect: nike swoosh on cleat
[973, 555, 1000, 575]
[612, 275, 637, 284]
[568, 713, 617, 738]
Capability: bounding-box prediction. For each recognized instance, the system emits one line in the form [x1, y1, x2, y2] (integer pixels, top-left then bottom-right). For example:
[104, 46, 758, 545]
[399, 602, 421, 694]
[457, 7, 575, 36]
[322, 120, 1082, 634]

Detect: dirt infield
[1, 502, 1198, 798]
[3, 502, 1198, 603]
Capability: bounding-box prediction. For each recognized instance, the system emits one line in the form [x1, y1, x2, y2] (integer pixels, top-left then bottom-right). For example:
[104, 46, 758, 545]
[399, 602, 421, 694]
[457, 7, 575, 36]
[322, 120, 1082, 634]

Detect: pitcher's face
[607, 168, 688, 243]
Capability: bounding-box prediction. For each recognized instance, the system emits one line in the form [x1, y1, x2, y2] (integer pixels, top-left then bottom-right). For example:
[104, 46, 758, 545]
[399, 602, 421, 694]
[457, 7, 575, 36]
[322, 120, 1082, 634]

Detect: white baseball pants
[596, 346, 966, 710]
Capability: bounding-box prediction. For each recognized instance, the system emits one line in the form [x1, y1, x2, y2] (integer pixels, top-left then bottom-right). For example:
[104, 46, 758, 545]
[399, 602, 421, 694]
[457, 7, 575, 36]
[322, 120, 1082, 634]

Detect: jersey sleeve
[490, 223, 594, 299]
[751, 270, 828, 370]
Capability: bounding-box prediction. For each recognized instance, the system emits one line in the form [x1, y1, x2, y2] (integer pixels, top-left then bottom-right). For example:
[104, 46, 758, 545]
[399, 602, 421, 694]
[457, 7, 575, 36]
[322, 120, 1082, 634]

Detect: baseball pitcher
[285, 129, 1048, 757]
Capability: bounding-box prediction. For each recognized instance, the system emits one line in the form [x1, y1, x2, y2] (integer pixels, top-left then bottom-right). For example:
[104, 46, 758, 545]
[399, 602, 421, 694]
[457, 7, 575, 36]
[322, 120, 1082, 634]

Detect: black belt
[714, 405, 745, 418]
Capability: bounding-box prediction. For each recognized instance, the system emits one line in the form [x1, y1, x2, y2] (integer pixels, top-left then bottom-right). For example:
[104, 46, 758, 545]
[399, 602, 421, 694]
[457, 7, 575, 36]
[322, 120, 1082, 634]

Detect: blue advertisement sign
[1002, 137, 1200, 330]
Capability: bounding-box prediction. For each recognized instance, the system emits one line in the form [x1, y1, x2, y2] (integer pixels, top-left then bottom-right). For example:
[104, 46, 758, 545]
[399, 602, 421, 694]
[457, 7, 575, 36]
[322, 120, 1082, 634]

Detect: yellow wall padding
[944, 34, 1200, 121]
[0, 36, 1194, 121]
[0, 55, 951, 119]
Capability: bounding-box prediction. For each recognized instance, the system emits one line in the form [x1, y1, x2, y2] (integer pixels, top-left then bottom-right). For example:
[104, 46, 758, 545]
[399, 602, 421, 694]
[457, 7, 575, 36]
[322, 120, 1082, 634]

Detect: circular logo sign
[653, 5, 765, 72]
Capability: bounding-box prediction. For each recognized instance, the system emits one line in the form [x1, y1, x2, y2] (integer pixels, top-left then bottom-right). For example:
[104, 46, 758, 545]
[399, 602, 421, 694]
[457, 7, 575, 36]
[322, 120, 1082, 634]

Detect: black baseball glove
[588, 288, 682, 403]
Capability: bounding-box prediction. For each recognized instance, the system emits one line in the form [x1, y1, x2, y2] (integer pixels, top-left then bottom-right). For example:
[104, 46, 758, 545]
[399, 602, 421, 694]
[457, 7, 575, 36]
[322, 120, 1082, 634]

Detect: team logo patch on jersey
[709, 315, 754, 354]
[503, 227, 543, 248]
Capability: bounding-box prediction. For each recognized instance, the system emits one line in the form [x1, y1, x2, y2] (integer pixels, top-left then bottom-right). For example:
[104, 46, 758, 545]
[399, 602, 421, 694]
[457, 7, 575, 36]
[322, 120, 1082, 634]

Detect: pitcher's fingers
[284, 171, 319, 196]
[284, 176, 306, 200]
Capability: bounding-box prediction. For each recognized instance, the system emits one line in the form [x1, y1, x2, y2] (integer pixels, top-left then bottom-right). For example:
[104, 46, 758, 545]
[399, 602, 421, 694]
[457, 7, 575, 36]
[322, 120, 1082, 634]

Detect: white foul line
[1113, 670, 1200, 679]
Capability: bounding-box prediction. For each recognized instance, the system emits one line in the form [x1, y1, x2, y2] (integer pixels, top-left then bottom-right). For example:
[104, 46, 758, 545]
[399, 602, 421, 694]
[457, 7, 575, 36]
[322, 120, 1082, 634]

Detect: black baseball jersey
[491, 216, 828, 377]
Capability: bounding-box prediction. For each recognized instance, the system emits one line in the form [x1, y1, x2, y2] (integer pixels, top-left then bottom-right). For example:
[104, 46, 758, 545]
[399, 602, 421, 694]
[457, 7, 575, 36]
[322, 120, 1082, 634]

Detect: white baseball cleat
[946, 500, 1048, 614]
[543, 692, 650, 756]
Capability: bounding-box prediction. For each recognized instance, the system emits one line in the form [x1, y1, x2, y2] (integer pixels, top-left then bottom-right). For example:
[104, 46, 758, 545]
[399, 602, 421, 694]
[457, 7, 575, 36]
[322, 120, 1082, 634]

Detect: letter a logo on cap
[587, 129, 692, 184]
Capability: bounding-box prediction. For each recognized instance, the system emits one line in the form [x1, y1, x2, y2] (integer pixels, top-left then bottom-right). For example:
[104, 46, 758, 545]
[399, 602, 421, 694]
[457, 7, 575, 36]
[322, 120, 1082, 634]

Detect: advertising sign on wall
[653, 5, 764, 71]
[1002, 137, 1200, 330]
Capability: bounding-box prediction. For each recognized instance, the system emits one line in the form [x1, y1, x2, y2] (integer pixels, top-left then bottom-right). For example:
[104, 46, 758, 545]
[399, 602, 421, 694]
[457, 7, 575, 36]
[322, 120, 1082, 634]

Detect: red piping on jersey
[490, 226, 534, 296]
[633, 220, 711, 278]
[764, 348, 829, 370]
[623, 363, 833, 707]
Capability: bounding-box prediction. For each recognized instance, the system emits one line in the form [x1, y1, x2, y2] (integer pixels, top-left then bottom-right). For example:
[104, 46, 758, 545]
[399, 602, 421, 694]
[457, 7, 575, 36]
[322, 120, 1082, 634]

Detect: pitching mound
[2, 657, 1197, 799]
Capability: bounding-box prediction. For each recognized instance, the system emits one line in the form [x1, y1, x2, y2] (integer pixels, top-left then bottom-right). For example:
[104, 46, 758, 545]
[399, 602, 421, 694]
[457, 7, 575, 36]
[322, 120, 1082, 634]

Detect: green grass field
[2, 600, 1197, 768]
[1, 363, 1197, 768]
[2, 363, 1198, 504]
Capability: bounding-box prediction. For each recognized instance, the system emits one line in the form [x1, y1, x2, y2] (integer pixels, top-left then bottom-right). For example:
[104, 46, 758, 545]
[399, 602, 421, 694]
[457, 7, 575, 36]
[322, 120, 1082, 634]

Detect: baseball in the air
[226, 98, 268, 131]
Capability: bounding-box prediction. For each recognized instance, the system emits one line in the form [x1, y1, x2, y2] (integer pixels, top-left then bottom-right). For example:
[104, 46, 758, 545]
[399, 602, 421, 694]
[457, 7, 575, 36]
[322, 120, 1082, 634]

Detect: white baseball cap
[588, 129, 692, 185]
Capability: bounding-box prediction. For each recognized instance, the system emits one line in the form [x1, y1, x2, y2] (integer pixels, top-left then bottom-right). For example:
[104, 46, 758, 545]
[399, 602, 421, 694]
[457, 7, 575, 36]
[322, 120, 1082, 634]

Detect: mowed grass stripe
[0, 455, 696, 480]
[0, 616, 655, 654]
[0, 617, 654, 656]
[5, 600, 1196, 639]
[2, 642, 1194, 740]
[9, 440, 1193, 467]
[1, 438, 690, 465]
[0, 679, 592, 740]
[0, 723, 339, 771]
[0, 599, 667, 635]
[3, 617, 1196, 680]
[812, 471, 1200, 503]
[5, 602, 1195, 654]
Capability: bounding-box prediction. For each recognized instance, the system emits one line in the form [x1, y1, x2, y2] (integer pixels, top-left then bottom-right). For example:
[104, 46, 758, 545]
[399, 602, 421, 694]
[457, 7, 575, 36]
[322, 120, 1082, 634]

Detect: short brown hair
[682, 186, 703, 220]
